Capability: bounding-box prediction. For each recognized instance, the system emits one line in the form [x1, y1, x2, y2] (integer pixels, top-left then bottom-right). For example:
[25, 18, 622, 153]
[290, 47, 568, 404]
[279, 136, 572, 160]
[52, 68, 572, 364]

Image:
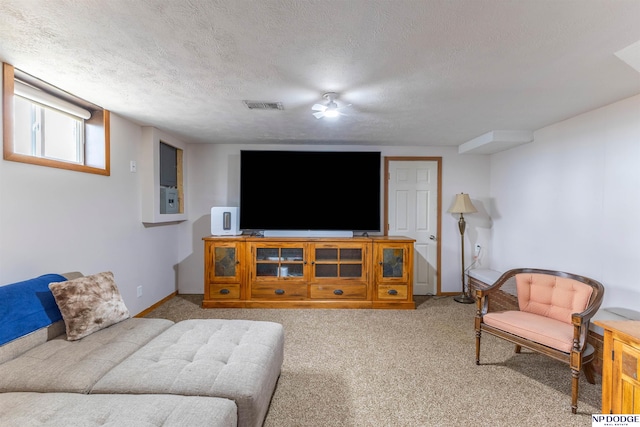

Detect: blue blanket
[0, 274, 67, 346]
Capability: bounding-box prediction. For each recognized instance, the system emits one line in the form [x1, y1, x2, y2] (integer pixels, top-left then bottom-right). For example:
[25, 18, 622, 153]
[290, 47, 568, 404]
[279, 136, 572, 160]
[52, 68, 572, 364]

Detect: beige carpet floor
[145, 295, 600, 427]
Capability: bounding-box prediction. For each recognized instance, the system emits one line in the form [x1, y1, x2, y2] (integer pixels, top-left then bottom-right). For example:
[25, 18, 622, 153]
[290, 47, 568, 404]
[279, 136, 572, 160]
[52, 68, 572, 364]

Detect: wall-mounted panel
[140, 127, 187, 224]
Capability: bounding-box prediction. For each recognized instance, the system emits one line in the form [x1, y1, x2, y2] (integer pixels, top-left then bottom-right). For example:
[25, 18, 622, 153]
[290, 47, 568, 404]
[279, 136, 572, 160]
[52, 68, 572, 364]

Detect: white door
[386, 159, 440, 295]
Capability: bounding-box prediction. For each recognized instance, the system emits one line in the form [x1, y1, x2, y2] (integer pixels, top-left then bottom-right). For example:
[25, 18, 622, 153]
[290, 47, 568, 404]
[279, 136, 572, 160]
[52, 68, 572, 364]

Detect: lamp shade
[448, 193, 478, 214]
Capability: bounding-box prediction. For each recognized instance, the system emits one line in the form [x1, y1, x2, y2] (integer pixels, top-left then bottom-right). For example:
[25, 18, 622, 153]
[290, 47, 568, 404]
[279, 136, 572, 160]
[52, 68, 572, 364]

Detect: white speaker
[211, 207, 242, 236]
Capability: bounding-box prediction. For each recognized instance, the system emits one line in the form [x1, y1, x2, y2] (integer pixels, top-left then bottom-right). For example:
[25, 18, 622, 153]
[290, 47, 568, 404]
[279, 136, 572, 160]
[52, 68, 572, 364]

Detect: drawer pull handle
[333, 289, 344, 295]
[275, 289, 285, 295]
[219, 289, 230, 295]
[387, 289, 398, 296]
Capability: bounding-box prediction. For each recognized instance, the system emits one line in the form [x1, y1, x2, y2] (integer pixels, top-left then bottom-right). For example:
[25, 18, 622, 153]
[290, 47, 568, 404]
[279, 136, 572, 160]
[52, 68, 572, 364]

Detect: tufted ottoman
[0, 392, 237, 427]
[91, 319, 284, 427]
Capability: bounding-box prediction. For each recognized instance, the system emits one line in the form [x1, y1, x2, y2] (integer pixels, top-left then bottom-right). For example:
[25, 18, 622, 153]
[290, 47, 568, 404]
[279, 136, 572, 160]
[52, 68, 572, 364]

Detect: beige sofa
[0, 273, 284, 427]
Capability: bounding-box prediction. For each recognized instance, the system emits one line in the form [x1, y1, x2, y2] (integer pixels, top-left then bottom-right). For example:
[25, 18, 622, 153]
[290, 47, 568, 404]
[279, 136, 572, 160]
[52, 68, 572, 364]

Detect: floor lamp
[448, 193, 478, 304]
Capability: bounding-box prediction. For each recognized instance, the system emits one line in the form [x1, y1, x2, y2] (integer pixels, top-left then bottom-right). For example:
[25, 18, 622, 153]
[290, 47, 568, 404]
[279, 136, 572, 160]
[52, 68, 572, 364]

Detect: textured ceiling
[1, 0, 639, 149]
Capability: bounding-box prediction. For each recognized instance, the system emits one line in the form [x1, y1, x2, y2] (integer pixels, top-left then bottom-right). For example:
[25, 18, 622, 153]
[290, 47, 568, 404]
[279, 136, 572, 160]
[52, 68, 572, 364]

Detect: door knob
[429, 235, 436, 241]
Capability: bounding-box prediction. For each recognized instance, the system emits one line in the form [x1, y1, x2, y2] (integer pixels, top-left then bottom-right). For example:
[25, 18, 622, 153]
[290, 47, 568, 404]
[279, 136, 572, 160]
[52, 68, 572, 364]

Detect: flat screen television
[240, 150, 381, 233]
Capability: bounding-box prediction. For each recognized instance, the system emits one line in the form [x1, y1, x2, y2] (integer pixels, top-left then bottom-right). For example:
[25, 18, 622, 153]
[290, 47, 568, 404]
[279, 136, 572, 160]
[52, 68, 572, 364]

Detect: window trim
[3, 63, 110, 176]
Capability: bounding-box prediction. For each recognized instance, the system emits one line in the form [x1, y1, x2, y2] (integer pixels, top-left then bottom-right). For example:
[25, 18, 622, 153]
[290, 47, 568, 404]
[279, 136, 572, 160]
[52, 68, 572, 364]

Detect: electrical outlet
[130, 160, 137, 173]
[474, 244, 481, 257]
[136, 286, 142, 298]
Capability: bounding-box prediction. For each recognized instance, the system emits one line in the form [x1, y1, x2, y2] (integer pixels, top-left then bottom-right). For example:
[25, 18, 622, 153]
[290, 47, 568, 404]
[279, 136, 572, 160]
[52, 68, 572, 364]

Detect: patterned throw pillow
[48, 271, 130, 341]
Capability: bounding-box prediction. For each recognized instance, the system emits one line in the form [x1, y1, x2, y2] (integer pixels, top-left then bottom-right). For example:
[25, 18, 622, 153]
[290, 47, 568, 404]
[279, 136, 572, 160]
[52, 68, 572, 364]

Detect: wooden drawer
[251, 283, 307, 299]
[310, 284, 367, 300]
[208, 283, 240, 299]
[377, 284, 408, 300]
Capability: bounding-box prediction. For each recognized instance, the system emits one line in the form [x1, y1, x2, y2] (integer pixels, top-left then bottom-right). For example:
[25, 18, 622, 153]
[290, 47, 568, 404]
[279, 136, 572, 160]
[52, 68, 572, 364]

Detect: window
[14, 95, 85, 164]
[3, 63, 110, 175]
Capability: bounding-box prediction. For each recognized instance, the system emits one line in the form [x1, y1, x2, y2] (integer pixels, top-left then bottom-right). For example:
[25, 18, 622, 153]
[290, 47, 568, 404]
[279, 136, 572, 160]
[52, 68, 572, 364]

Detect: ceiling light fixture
[311, 92, 349, 119]
[323, 103, 339, 118]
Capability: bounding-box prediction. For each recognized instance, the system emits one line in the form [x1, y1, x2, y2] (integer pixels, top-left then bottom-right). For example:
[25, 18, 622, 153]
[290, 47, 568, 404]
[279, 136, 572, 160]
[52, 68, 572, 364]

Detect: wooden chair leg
[571, 368, 579, 414]
[475, 330, 481, 365]
[583, 362, 596, 384]
[514, 344, 521, 353]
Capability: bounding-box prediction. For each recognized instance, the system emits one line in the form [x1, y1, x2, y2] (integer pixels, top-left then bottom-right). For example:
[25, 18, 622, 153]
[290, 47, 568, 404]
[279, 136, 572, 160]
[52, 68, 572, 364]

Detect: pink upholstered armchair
[474, 268, 604, 414]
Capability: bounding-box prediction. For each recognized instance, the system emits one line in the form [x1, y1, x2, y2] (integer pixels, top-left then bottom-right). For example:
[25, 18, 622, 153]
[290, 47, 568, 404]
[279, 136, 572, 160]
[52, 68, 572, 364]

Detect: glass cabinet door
[314, 248, 339, 278]
[375, 243, 410, 284]
[206, 241, 243, 284]
[339, 248, 364, 278]
[254, 245, 305, 279]
[312, 244, 367, 282]
[381, 247, 404, 278]
[214, 246, 237, 278]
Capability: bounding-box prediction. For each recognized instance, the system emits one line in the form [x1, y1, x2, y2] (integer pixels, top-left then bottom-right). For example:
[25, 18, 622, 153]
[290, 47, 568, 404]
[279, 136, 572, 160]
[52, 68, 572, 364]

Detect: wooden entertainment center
[202, 235, 415, 309]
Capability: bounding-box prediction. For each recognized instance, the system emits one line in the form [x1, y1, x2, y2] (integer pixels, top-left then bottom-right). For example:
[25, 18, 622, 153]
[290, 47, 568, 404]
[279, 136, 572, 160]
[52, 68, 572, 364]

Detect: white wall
[177, 143, 491, 295]
[6, 96, 634, 310]
[0, 113, 181, 315]
[489, 94, 640, 310]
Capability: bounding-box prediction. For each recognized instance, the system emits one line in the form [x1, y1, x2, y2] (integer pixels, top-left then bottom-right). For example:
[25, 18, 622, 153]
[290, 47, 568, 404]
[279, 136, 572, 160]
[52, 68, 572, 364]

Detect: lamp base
[453, 294, 475, 304]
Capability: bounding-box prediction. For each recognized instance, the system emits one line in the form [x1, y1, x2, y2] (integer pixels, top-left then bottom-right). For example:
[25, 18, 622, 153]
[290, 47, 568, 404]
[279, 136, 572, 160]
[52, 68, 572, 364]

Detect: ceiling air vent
[243, 100, 284, 110]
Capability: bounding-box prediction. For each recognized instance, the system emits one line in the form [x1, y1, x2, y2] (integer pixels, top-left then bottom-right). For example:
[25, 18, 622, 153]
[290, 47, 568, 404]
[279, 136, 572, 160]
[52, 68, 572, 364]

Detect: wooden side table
[593, 320, 640, 414]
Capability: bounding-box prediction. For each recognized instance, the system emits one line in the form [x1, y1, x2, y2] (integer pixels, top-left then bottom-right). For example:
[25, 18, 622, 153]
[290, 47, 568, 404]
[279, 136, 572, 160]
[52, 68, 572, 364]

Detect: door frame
[383, 156, 443, 295]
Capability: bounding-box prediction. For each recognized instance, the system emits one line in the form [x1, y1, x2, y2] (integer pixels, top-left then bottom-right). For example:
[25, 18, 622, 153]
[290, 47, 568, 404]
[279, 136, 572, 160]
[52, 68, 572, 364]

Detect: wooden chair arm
[572, 300, 601, 325]
[475, 269, 517, 296]
[571, 279, 605, 328]
[474, 269, 521, 317]
[571, 287, 605, 351]
[475, 291, 489, 318]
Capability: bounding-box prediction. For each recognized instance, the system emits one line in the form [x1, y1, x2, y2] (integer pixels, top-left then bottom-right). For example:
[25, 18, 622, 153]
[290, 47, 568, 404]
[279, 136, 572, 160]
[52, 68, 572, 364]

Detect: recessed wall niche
[141, 127, 187, 224]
